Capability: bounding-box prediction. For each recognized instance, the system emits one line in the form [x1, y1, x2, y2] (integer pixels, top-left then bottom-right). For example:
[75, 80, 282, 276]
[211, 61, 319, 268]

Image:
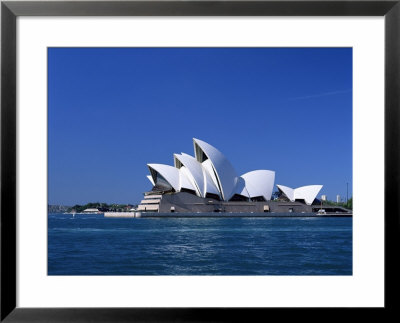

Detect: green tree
[345, 197, 353, 210]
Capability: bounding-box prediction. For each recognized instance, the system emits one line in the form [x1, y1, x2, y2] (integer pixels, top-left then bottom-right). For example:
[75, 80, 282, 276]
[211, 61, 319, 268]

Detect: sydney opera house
[137, 138, 348, 214]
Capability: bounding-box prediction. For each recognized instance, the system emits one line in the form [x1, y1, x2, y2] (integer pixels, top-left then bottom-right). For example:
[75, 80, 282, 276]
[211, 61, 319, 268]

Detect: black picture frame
[1, 0, 399, 321]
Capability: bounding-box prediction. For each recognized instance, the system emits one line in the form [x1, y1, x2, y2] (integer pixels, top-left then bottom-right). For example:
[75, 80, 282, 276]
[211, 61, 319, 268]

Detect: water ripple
[48, 215, 352, 275]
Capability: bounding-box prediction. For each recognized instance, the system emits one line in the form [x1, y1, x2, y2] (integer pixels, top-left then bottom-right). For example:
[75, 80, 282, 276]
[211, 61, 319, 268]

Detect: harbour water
[48, 213, 352, 275]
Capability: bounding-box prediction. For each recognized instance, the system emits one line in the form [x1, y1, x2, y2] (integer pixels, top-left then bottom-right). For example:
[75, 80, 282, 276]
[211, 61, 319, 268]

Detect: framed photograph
[1, 0, 399, 321]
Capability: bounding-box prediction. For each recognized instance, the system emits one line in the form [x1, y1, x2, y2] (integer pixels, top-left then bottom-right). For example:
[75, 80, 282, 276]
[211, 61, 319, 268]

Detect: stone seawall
[141, 212, 352, 218]
[104, 212, 141, 218]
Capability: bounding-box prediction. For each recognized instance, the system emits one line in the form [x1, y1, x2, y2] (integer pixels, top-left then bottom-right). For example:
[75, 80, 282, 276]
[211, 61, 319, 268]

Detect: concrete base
[156, 192, 351, 214]
[104, 212, 141, 218]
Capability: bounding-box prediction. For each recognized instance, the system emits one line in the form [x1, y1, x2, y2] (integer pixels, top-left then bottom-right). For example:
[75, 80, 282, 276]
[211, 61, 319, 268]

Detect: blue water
[48, 214, 352, 275]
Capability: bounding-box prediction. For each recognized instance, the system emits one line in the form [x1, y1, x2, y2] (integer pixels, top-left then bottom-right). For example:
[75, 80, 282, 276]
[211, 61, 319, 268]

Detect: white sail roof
[202, 159, 222, 198]
[147, 164, 181, 191]
[148, 163, 198, 193]
[193, 138, 238, 201]
[276, 185, 295, 201]
[179, 166, 200, 195]
[232, 177, 250, 198]
[294, 185, 323, 205]
[277, 184, 323, 205]
[145, 138, 323, 205]
[203, 169, 221, 197]
[241, 170, 275, 201]
[174, 153, 205, 197]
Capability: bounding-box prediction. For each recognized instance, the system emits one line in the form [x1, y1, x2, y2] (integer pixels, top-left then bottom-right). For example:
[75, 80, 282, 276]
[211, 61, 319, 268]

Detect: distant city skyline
[48, 47, 352, 205]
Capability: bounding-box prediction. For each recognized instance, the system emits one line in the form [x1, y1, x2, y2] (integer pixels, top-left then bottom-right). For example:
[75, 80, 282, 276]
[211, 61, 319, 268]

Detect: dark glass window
[250, 196, 266, 202]
[205, 193, 221, 201]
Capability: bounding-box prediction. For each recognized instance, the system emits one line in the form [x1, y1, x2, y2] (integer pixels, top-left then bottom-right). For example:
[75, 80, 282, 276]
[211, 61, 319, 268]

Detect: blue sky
[48, 48, 352, 205]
